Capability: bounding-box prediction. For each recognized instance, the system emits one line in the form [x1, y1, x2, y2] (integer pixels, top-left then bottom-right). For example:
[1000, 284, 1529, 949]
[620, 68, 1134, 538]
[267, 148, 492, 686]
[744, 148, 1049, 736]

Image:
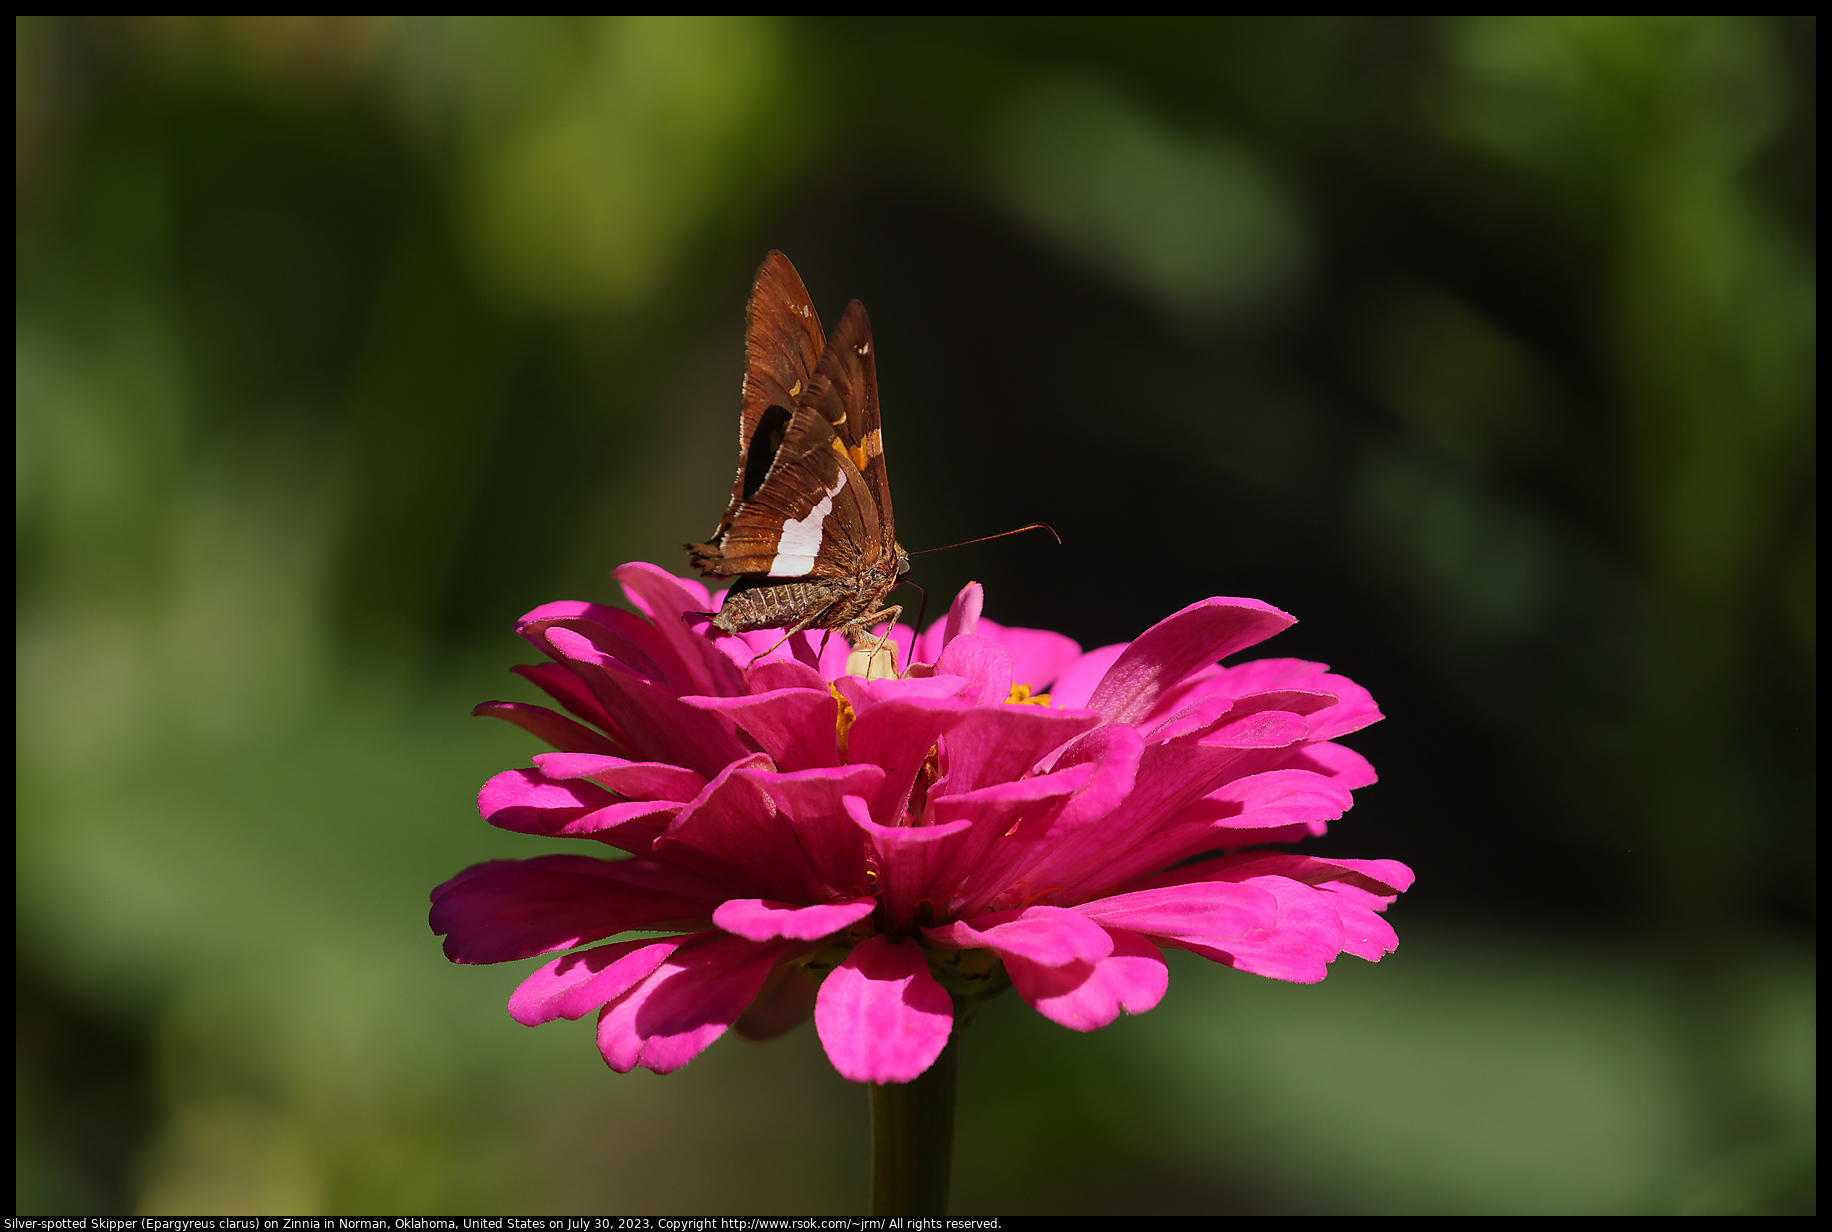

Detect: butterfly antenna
[908, 522, 1062, 556]
[900, 580, 930, 646]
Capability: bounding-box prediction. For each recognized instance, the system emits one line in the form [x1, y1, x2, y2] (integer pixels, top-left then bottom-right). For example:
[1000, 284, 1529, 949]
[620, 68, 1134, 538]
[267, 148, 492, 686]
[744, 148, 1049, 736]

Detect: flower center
[1005, 682, 1050, 706]
[829, 683, 857, 756]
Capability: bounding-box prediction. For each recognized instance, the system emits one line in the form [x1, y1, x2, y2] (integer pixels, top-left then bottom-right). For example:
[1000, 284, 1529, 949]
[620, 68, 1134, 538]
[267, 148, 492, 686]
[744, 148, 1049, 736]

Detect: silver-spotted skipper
[686, 252, 909, 639]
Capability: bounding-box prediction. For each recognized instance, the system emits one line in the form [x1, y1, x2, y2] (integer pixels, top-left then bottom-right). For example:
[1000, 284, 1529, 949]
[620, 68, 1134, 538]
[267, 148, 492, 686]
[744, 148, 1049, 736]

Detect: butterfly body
[686, 252, 908, 638]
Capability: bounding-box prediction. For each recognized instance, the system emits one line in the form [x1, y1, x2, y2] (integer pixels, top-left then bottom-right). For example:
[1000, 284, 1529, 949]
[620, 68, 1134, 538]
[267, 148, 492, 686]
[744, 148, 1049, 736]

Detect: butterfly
[685, 252, 909, 640]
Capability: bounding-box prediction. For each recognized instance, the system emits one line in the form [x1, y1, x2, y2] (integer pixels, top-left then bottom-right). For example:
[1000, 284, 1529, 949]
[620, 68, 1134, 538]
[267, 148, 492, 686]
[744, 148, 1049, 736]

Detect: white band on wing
[769, 472, 845, 577]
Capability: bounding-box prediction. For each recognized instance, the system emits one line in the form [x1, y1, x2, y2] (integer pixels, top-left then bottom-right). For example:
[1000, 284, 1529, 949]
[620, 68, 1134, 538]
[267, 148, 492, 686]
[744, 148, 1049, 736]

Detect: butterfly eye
[744, 405, 793, 501]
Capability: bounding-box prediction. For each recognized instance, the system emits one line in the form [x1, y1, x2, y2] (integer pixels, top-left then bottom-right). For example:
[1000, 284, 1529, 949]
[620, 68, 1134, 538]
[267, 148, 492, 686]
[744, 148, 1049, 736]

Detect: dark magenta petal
[429, 854, 724, 964]
[614, 563, 747, 698]
[932, 634, 1014, 706]
[814, 934, 954, 1084]
[925, 904, 1114, 967]
[596, 933, 807, 1074]
[472, 701, 627, 757]
[712, 896, 877, 941]
[1085, 598, 1295, 726]
[531, 753, 706, 802]
[1006, 927, 1168, 1032]
[734, 962, 820, 1041]
[681, 687, 839, 772]
[658, 762, 883, 903]
[508, 937, 681, 1025]
[931, 705, 1102, 799]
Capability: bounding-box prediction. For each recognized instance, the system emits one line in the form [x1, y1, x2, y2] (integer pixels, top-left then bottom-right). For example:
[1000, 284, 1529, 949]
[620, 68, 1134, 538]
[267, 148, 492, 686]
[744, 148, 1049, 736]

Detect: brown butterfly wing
[687, 253, 885, 582]
[805, 300, 897, 557]
[704, 252, 825, 546]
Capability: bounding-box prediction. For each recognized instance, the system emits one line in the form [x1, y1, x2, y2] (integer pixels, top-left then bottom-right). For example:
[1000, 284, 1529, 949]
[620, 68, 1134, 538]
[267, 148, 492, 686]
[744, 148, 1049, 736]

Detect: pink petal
[531, 753, 706, 801]
[658, 762, 883, 903]
[1213, 657, 1384, 742]
[508, 937, 680, 1025]
[478, 767, 688, 851]
[1022, 723, 1144, 835]
[429, 855, 723, 964]
[681, 687, 839, 772]
[925, 904, 1114, 967]
[535, 625, 754, 777]
[712, 897, 877, 942]
[1085, 597, 1294, 726]
[1006, 927, 1168, 1031]
[814, 934, 955, 1084]
[932, 634, 1014, 707]
[1166, 876, 1347, 984]
[1047, 643, 1129, 711]
[939, 582, 983, 655]
[596, 934, 806, 1074]
[744, 659, 829, 695]
[614, 563, 748, 699]
[1286, 740, 1379, 789]
[529, 612, 667, 684]
[930, 704, 1102, 799]
[973, 619, 1082, 693]
[847, 800, 975, 927]
[1074, 880, 1280, 942]
[510, 662, 622, 735]
[472, 701, 625, 756]
[842, 695, 970, 826]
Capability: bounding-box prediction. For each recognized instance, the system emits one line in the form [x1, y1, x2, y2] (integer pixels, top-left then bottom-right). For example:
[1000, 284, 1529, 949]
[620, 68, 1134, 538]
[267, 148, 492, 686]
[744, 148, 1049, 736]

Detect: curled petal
[814, 935, 954, 1084]
[1007, 927, 1168, 1032]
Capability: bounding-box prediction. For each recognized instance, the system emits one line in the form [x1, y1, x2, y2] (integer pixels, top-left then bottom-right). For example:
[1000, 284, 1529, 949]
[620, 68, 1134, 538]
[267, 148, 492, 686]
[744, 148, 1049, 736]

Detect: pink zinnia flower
[431, 563, 1413, 1084]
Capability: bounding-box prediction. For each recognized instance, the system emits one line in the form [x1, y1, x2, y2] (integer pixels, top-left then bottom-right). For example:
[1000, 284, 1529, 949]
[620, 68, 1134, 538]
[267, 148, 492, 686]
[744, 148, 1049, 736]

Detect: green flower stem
[869, 1034, 957, 1215]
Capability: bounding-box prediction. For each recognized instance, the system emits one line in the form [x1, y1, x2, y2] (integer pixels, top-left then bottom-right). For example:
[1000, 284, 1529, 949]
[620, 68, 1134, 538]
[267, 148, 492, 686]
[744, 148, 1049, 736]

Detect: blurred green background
[15, 16, 1815, 1215]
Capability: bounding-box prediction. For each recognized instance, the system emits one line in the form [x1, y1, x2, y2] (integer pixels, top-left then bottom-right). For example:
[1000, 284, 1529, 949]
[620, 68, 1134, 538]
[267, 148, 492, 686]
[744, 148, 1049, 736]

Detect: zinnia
[431, 563, 1413, 1084]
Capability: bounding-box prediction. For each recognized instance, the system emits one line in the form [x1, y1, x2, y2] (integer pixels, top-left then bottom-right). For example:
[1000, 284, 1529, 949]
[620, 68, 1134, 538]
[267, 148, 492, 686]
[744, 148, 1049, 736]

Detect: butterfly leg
[843, 605, 904, 679]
